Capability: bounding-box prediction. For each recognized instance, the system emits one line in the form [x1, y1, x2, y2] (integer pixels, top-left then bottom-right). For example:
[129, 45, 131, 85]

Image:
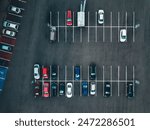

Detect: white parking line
[118, 66, 120, 96]
[110, 12, 112, 42]
[49, 65, 51, 97]
[2, 35, 16, 40]
[80, 28, 82, 43]
[133, 66, 135, 96]
[125, 66, 128, 96]
[18, 0, 27, 3]
[65, 65, 67, 84]
[65, 12, 67, 43]
[88, 11, 90, 43]
[50, 11, 52, 26]
[110, 65, 112, 96]
[125, 12, 128, 42]
[8, 12, 23, 18]
[133, 12, 135, 42]
[103, 22, 105, 42]
[88, 65, 89, 96]
[57, 65, 59, 97]
[103, 65, 105, 96]
[72, 65, 74, 96]
[57, 12, 59, 43]
[80, 65, 82, 96]
[95, 11, 97, 42]
[73, 12, 75, 43]
[118, 12, 120, 42]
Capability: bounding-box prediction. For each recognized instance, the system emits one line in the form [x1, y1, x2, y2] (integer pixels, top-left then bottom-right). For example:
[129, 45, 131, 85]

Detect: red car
[66, 10, 72, 26]
[42, 67, 49, 79]
[42, 82, 50, 97]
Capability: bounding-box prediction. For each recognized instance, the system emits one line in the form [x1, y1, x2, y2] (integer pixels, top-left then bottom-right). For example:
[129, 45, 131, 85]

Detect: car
[2, 29, 16, 37]
[90, 82, 96, 96]
[8, 5, 22, 14]
[66, 82, 73, 98]
[42, 67, 49, 79]
[34, 64, 40, 80]
[51, 65, 57, 80]
[74, 66, 80, 80]
[127, 82, 134, 98]
[104, 82, 111, 97]
[50, 26, 56, 42]
[33, 82, 41, 98]
[120, 29, 127, 42]
[3, 21, 19, 31]
[59, 82, 65, 96]
[98, 10, 104, 24]
[66, 10, 72, 26]
[0, 43, 13, 52]
[51, 82, 57, 97]
[82, 81, 88, 96]
[89, 64, 96, 80]
[42, 82, 50, 97]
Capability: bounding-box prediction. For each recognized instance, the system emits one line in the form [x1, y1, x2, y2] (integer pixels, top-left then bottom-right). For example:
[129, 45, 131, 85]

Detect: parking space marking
[57, 12, 59, 43]
[72, 66, 74, 96]
[2, 35, 16, 40]
[103, 21, 105, 42]
[125, 12, 128, 42]
[80, 28, 82, 43]
[73, 12, 75, 43]
[95, 11, 97, 42]
[125, 66, 128, 96]
[110, 12, 112, 42]
[65, 65, 67, 84]
[117, 66, 120, 96]
[18, 0, 27, 3]
[96, 68, 97, 96]
[80, 65, 82, 96]
[110, 65, 112, 96]
[88, 11, 90, 42]
[102, 65, 105, 96]
[8, 13, 23, 18]
[118, 12, 120, 42]
[65, 12, 67, 43]
[88, 65, 89, 96]
[50, 11, 52, 26]
[133, 65, 135, 96]
[133, 12, 135, 42]
[0, 57, 10, 61]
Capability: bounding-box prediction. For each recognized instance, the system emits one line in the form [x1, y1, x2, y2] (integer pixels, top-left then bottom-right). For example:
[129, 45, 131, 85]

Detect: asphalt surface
[0, 0, 150, 113]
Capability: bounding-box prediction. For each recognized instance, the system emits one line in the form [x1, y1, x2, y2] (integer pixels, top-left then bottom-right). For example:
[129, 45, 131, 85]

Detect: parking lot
[0, 0, 150, 113]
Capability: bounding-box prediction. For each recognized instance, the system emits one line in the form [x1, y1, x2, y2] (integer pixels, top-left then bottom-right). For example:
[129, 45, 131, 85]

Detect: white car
[90, 82, 96, 96]
[34, 64, 40, 80]
[120, 29, 127, 42]
[98, 10, 104, 24]
[9, 5, 22, 14]
[66, 82, 73, 98]
[2, 29, 16, 37]
[3, 21, 19, 31]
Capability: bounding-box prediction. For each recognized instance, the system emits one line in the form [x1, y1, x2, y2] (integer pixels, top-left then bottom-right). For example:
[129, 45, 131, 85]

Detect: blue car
[82, 81, 88, 96]
[74, 66, 80, 80]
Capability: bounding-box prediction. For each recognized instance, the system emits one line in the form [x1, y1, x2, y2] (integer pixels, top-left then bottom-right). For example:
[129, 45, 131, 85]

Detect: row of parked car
[0, 1, 25, 92]
[33, 64, 134, 98]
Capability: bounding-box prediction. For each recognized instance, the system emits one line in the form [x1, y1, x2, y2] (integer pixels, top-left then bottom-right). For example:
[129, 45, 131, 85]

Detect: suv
[51, 65, 57, 80]
[50, 26, 56, 42]
[104, 82, 111, 97]
[120, 29, 127, 42]
[98, 10, 104, 24]
[89, 64, 96, 80]
[3, 21, 19, 31]
[74, 66, 80, 80]
[127, 82, 134, 98]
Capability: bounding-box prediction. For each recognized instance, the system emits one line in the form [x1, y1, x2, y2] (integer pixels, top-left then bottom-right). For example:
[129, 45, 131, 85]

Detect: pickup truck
[0, 67, 8, 92]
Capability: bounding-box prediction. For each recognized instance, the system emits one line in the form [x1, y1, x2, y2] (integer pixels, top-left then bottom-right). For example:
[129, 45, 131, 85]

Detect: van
[50, 26, 56, 42]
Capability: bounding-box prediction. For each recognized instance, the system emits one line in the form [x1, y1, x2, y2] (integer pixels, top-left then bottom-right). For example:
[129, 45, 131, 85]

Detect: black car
[51, 65, 57, 80]
[127, 82, 134, 98]
[33, 82, 41, 98]
[104, 82, 111, 97]
[89, 64, 96, 80]
[59, 82, 65, 96]
[51, 82, 57, 97]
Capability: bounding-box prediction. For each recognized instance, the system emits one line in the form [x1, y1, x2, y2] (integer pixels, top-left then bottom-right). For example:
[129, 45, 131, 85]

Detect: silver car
[9, 5, 22, 14]
[34, 64, 40, 80]
[66, 82, 73, 98]
[90, 82, 96, 96]
[98, 10, 104, 24]
[2, 29, 16, 37]
[50, 26, 56, 42]
[3, 21, 19, 31]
